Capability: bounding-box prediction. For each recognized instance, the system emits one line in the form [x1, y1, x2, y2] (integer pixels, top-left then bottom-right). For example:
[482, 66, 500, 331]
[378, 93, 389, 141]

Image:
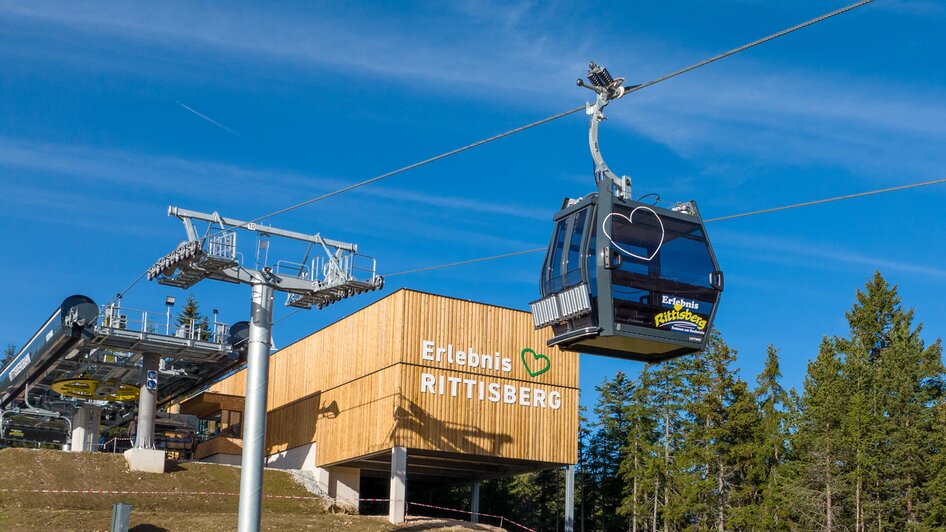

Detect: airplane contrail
[176, 101, 250, 141]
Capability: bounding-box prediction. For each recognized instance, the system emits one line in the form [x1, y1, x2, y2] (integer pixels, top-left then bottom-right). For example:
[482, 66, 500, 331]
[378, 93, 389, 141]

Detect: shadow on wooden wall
[394, 398, 513, 456]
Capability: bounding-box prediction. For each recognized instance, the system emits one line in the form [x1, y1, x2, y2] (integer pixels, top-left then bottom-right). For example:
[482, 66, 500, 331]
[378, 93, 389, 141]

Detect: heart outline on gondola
[602, 206, 665, 261]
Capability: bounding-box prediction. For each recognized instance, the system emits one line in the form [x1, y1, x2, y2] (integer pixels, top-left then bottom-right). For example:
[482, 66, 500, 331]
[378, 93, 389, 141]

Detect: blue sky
[2, 1, 945, 412]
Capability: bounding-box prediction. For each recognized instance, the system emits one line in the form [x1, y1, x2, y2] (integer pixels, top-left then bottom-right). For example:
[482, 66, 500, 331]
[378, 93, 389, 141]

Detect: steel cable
[382, 177, 946, 278]
[240, 0, 875, 227]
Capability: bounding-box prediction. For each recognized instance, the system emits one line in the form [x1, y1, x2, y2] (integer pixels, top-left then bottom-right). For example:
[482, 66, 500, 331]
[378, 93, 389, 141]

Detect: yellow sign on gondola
[51, 378, 139, 402]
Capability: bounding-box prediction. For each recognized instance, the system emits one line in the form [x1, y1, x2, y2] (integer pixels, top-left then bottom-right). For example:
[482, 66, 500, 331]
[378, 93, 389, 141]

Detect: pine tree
[792, 338, 848, 531]
[577, 405, 592, 532]
[589, 371, 635, 531]
[619, 365, 659, 532]
[649, 358, 688, 532]
[839, 272, 897, 530]
[673, 341, 716, 530]
[176, 293, 210, 340]
[507, 469, 565, 531]
[682, 334, 759, 532]
[787, 272, 946, 530]
[479, 476, 518, 526]
[743, 345, 791, 530]
[822, 272, 946, 529]
[719, 376, 760, 531]
[924, 396, 946, 527]
[1, 343, 16, 370]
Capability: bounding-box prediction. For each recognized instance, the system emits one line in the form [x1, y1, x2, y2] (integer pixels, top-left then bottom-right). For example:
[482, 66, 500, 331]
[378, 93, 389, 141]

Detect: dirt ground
[0, 448, 505, 531]
[0, 508, 395, 531]
[0, 508, 505, 531]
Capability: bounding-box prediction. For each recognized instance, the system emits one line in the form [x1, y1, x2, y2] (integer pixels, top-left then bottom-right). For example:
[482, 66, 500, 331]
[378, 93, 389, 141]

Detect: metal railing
[102, 436, 133, 453]
[275, 260, 310, 280]
[276, 252, 379, 287]
[206, 231, 237, 261]
[100, 305, 229, 344]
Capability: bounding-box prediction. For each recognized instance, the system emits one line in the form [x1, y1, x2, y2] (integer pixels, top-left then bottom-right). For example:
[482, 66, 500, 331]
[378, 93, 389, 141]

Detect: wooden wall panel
[201, 289, 579, 467]
[208, 290, 407, 409]
[194, 436, 242, 460]
[265, 392, 320, 456]
[395, 291, 579, 464]
[313, 365, 400, 466]
[396, 367, 578, 464]
[398, 291, 578, 387]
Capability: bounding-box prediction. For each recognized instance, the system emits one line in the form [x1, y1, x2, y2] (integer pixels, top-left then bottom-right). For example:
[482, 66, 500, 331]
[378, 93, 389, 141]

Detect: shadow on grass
[164, 460, 186, 473]
[130, 525, 169, 532]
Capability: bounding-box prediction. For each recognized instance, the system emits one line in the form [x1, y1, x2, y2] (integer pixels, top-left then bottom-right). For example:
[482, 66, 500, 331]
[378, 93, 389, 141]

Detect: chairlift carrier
[530, 63, 724, 362]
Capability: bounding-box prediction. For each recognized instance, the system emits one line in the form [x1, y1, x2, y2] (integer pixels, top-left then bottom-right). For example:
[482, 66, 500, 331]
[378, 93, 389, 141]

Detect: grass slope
[0, 448, 498, 531]
[0, 449, 393, 532]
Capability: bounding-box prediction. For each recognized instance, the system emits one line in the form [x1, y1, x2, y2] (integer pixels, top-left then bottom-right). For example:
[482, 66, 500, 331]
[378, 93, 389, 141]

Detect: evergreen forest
[420, 272, 946, 531]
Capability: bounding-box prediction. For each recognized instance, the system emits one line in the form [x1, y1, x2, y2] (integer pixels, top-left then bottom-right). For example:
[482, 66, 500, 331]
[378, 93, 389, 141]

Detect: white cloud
[0, 2, 584, 101]
[0, 137, 549, 223]
[3, 1, 945, 191]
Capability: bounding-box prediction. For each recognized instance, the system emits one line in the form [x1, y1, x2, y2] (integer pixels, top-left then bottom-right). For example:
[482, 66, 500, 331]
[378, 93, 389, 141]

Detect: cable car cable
[245, 106, 585, 223]
[616, 0, 873, 98]
[385, 249, 546, 278]
[228, 0, 874, 231]
[381, 176, 946, 278]
[704, 177, 946, 223]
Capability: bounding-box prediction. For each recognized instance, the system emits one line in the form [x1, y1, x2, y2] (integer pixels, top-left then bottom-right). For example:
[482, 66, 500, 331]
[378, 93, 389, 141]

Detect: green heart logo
[521, 348, 551, 377]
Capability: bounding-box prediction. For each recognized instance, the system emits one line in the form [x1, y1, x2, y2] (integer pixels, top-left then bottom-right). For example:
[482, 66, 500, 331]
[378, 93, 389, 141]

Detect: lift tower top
[148, 206, 383, 308]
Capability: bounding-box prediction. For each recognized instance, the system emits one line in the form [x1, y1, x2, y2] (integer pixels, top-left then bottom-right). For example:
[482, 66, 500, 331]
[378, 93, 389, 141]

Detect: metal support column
[237, 281, 274, 532]
[471, 480, 481, 523]
[389, 446, 408, 524]
[565, 465, 575, 532]
[135, 353, 160, 449]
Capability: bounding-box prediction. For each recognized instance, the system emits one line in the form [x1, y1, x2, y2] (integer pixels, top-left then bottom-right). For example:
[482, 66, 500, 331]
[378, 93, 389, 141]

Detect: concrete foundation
[316, 466, 361, 509]
[124, 447, 167, 473]
[266, 442, 317, 471]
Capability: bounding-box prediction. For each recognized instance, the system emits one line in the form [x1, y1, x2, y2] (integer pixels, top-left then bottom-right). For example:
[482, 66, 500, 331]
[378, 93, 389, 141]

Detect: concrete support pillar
[471, 480, 481, 523]
[70, 404, 101, 452]
[125, 354, 167, 473]
[565, 465, 575, 532]
[88, 406, 101, 451]
[330, 467, 361, 510]
[70, 405, 88, 452]
[389, 446, 407, 524]
[135, 352, 160, 449]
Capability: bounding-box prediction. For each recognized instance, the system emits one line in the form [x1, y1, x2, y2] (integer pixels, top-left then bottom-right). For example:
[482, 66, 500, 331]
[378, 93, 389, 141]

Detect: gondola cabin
[530, 192, 723, 362]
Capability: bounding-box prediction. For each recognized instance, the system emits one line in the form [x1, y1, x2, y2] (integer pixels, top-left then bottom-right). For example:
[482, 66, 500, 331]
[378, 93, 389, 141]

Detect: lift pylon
[147, 206, 383, 532]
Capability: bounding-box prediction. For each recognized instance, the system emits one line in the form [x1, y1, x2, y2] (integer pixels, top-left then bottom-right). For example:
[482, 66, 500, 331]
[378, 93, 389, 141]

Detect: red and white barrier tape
[408, 501, 537, 532]
[0, 490, 535, 530]
[0, 488, 335, 501]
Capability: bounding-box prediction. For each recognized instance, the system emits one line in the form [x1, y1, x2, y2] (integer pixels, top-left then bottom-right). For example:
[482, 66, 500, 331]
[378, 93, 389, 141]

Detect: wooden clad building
[181, 289, 580, 518]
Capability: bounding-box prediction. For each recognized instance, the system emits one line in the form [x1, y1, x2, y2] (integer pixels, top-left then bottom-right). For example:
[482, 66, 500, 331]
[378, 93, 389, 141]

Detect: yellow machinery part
[51, 378, 140, 402]
[51, 378, 99, 398]
[94, 381, 140, 402]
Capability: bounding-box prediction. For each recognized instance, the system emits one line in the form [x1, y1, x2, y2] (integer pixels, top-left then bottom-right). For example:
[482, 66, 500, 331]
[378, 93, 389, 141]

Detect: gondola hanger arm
[579, 62, 634, 200]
